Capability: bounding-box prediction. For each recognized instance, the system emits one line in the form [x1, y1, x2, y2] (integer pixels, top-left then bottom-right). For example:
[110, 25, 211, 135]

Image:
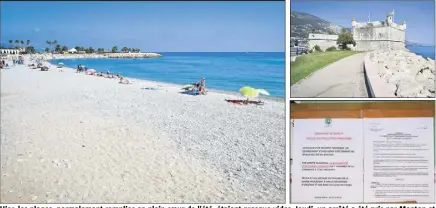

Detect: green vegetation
[112, 46, 118, 53]
[291, 50, 362, 85]
[337, 30, 356, 50]
[326, 46, 337, 51]
[314, 45, 322, 52]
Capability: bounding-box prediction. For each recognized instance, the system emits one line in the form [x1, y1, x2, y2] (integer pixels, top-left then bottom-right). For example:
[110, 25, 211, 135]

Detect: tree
[55, 44, 62, 53]
[337, 30, 356, 50]
[87, 47, 94, 53]
[97, 48, 105, 53]
[26, 40, 30, 46]
[311, 28, 316, 33]
[20, 40, 24, 48]
[112, 46, 118, 53]
[25, 46, 36, 54]
[15, 40, 19, 48]
[44, 47, 50, 53]
[46, 41, 52, 52]
[341, 28, 348, 33]
[8, 40, 13, 48]
[121, 47, 129, 53]
[61, 46, 68, 53]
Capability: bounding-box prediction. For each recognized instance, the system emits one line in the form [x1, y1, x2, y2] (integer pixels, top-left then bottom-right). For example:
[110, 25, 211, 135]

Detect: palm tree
[20, 40, 24, 49]
[26, 40, 30, 46]
[15, 40, 19, 48]
[8, 40, 13, 48]
[52, 40, 58, 52]
[121, 47, 129, 53]
[46, 41, 52, 52]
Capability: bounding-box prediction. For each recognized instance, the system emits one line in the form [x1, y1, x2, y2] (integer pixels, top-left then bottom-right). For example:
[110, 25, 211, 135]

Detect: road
[290, 52, 369, 98]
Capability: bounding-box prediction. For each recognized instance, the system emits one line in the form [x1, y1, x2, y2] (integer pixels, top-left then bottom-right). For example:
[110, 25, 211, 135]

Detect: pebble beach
[0, 56, 286, 203]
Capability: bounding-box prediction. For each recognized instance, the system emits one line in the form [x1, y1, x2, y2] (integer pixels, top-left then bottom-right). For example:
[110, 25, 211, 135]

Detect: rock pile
[369, 49, 435, 97]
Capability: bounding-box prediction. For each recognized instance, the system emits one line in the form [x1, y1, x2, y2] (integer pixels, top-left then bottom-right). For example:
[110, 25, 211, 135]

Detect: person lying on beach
[119, 76, 131, 84]
[86, 70, 95, 75]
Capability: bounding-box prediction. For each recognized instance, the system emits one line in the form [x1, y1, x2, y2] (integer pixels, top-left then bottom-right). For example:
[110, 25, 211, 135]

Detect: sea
[49, 52, 285, 98]
[407, 46, 435, 60]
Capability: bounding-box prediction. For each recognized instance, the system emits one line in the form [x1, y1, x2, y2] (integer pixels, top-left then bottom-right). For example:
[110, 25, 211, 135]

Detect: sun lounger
[225, 99, 264, 105]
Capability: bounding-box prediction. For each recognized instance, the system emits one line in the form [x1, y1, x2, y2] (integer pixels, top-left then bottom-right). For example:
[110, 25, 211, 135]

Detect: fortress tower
[351, 12, 407, 51]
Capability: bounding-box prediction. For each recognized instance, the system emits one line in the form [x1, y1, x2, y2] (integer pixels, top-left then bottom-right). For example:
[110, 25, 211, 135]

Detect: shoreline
[45, 59, 285, 101]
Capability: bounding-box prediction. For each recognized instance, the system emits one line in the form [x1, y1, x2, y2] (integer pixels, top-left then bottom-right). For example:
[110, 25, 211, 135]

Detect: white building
[68, 48, 77, 53]
[0, 48, 25, 55]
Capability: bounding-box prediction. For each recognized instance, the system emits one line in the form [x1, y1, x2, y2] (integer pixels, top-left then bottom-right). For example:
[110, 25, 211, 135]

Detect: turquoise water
[50, 52, 285, 98]
[407, 46, 435, 59]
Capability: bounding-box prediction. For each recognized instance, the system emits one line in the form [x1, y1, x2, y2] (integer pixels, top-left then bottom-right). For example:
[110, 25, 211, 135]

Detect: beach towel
[225, 99, 264, 105]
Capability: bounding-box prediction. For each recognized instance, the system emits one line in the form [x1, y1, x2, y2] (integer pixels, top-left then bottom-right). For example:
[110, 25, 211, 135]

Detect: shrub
[309, 49, 313, 53]
[314, 45, 322, 52]
[326, 46, 337, 52]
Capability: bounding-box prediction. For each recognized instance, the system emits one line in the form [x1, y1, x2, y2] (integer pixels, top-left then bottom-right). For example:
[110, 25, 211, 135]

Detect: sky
[1, 1, 285, 52]
[291, 0, 435, 46]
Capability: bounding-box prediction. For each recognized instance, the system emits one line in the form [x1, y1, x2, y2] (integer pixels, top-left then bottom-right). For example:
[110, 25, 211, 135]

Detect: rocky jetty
[106, 52, 162, 58]
[369, 49, 435, 97]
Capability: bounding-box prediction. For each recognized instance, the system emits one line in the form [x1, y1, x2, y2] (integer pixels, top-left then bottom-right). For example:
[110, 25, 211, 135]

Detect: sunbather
[119, 76, 130, 84]
[199, 77, 206, 95]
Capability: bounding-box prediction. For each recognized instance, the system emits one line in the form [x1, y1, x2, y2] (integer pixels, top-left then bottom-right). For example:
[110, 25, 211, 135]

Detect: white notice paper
[291, 118, 364, 203]
[363, 117, 435, 203]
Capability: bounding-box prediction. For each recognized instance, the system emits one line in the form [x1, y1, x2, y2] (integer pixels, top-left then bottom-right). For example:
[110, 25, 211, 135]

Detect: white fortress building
[308, 12, 407, 51]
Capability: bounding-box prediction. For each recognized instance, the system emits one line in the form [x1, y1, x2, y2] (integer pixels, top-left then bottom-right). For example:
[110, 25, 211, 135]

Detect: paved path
[291, 52, 369, 98]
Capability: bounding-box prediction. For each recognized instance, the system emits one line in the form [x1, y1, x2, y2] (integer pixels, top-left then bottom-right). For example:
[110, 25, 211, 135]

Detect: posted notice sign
[291, 117, 435, 203]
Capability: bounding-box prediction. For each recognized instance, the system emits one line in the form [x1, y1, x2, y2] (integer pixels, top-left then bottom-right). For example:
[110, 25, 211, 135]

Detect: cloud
[34, 28, 40, 32]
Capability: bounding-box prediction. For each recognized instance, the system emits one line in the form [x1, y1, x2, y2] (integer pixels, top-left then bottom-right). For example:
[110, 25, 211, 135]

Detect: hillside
[291, 11, 350, 39]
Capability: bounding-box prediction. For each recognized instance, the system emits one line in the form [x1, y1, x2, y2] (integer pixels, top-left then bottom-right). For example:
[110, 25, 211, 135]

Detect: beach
[0, 57, 285, 203]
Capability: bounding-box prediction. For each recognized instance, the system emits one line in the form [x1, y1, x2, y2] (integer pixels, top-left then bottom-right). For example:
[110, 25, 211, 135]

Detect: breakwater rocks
[368, 49, 435, 97]
[107, 52, 163, 58]
[31, 52, 163, 60]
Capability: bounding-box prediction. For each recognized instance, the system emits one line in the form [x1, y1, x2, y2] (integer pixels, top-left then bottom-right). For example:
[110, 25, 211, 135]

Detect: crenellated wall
[308, 13, 407, 52]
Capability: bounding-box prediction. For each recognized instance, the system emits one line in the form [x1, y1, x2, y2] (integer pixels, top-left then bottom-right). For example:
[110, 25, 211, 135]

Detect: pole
[392, 9, 395, 23]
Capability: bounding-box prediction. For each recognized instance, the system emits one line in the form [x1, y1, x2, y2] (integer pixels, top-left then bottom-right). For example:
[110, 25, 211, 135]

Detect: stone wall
[308, 39, 339, 51]
[353, 23, 405, 51]
[307, 33, 339, 51]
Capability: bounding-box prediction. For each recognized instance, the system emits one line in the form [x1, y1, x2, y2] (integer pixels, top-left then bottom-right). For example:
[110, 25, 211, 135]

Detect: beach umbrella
[240, 86, 259, 98]
[257, 89, 270, 96]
